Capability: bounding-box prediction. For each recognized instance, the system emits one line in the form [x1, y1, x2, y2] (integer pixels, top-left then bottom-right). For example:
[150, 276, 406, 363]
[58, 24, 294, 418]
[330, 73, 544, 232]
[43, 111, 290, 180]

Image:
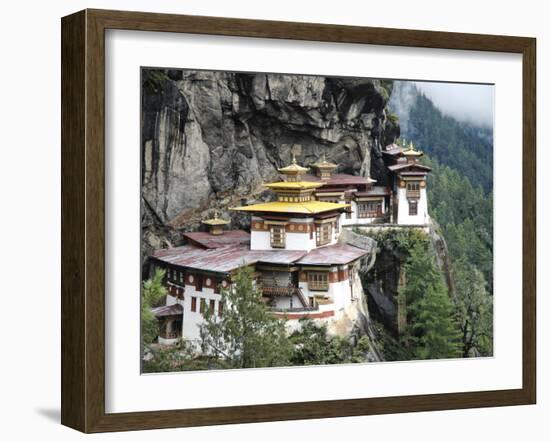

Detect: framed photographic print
[61, 9, 536, 433]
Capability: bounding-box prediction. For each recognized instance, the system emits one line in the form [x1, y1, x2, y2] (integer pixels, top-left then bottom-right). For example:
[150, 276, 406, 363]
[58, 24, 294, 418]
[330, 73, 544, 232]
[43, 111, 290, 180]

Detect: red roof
[388, 163, 432, 172]
[354, 186, 391, 197]
[152, 241, 368, 274]
[316, 187, 355, 193]
[383, 144, 404, 156]
[303, 173, 371, 187]
[296, 244, 368, 266]
[152, 244, 307, 274]
[151, 304, 183, 318]
[399, 171, 429, 177]
[182, 230, 250, 249]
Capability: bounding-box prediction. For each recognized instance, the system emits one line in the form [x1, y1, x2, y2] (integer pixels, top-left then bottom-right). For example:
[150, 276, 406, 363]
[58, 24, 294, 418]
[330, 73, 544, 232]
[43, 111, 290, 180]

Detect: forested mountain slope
[389, 81, 493, 192]
[389, 82, 494, 357]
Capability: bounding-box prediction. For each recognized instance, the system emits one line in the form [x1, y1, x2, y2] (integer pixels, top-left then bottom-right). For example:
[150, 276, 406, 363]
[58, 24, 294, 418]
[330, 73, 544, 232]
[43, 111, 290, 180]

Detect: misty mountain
[389, 81, 493, 193]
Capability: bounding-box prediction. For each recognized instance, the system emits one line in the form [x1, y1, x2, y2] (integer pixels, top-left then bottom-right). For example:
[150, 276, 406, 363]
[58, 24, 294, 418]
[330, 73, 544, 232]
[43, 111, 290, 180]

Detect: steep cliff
[141, 69, 399, 269]
[360, 224, 455, 336]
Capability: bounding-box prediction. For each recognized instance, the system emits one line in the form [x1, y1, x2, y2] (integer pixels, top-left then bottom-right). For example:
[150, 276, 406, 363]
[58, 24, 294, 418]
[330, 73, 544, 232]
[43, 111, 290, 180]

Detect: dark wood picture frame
[61, 9, 536, 433]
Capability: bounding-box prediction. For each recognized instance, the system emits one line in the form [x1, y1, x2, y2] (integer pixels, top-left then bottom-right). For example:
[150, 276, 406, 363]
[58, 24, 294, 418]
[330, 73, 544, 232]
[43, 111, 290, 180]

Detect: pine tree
[400, 241, 462, 360]
[141, 268, 168, 345]
[199, 266, 293, 369]
[453, 260, 493, 357]
[289, 318, 371, 365]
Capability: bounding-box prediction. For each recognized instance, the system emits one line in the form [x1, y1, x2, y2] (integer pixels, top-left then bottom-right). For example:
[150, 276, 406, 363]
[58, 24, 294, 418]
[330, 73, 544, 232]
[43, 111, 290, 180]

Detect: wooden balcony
[261, 285, 313, 310]
[262, 286, 302, 297]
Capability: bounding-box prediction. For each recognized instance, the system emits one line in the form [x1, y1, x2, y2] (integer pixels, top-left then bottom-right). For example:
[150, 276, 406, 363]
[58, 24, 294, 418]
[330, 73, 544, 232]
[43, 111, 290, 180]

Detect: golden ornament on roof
[202, 210, 230, 226]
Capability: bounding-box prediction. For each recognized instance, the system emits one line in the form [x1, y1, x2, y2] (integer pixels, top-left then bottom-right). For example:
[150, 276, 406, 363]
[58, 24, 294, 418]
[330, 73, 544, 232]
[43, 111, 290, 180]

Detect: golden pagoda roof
[202, 211, 230, 226]
[230, 200, 350, 215]
[263, 181, 324, 190]
[402, 141, 423, 157]
[277, 154, 309, 174]
[312, 153, 338, 170]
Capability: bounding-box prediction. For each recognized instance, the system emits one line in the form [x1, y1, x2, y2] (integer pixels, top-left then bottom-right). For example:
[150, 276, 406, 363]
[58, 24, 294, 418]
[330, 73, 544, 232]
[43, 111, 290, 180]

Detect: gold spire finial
[277, 154, 309, 181]
[402, 140, 423, 158]
[311, 152, 338, 181]
[202, 210, 230, 235]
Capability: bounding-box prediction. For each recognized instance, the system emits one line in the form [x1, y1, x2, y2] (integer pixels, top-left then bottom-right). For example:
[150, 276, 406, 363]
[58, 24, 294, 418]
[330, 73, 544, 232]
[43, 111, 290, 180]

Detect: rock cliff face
[360, 223, 455, 336]
[141, 69, 399, 267]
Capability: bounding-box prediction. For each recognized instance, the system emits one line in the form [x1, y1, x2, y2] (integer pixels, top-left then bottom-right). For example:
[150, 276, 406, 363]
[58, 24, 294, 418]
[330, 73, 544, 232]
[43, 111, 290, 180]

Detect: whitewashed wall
[396, 187, 429, 224]
[340, 199, 388, 226]
[164, 284, 223, 343]
[340, 201, 358, 226]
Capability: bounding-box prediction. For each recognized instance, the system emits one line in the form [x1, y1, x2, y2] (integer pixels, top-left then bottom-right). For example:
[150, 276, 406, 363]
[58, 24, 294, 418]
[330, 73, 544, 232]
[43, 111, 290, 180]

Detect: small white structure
[387, 142, 431, 225]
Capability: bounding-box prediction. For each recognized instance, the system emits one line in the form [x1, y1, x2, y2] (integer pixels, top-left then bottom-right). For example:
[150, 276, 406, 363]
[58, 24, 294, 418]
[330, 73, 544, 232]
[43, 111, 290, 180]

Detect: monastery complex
[149, 140, 431, 344]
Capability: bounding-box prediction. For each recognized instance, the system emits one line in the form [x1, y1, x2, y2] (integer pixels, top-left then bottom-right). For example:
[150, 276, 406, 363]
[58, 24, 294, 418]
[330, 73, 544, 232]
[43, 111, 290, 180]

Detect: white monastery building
[149, 140, 431, 345]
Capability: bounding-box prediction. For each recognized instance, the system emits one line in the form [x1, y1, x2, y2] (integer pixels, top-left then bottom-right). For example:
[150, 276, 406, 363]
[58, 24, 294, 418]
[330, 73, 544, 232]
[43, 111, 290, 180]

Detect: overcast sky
[414, 81, 494, 128]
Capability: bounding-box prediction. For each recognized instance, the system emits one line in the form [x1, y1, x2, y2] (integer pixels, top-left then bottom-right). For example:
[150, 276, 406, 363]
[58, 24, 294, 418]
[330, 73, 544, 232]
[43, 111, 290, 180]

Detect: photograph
[140, 68, 494, 373]
[0, 0, 543, 438]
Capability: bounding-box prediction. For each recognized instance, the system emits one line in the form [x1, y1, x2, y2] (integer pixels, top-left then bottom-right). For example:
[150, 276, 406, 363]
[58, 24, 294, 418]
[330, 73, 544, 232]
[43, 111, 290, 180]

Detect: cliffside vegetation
[390, 83, 494, 357]
[364, 230, 462, 360]
[398, 240, 462, 359]
[141, 269, 168, 346]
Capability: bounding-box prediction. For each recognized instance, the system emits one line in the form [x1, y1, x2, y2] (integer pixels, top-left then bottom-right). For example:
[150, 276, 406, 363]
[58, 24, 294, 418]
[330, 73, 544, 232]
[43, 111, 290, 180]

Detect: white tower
[389, 142, 431, 225]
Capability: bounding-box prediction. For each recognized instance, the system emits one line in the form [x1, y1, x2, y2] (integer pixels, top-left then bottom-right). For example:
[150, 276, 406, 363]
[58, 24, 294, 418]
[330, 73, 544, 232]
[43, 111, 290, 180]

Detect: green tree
[199, 266, 293, 369]
[142, 339, 233, 373]
[141, 269, 168, 345]
[453, 260, 493, 357]
[400, 241, 462, 359]
[290, 318, 371, 365]
[423, 155, 493, 293]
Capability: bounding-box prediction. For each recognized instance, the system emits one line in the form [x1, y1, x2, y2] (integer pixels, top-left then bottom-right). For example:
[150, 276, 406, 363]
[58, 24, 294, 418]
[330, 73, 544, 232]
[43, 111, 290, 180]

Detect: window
[358, 200, 383, 218]
[316, 222, 332, 246]
[408, 199, 418, 216]
[191, 297, 197, 312]
[195, 275, 203, 292]
[218, 301, 224, 318]
[270, 225, 286, 248]
[308, 272, 329, 291]
[209, 299, 215, 316]
[406, 181, 421, 198]
[200, 298, 206, 314]
[179, 272, 184, 283]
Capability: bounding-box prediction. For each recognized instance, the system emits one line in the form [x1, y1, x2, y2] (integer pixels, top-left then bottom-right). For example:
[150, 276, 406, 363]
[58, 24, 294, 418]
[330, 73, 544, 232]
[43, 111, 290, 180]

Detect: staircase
[261, 271, 312, 309]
